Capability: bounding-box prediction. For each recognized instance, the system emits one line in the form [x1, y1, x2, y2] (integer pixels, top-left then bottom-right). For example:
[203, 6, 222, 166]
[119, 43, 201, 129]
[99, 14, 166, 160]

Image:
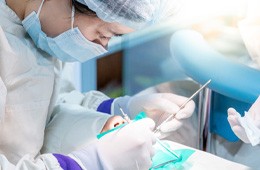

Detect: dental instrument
[117, 106, 181, 167]
[117, 106, 182, 167]
[118, 104, 131, 123]
[154, 79, 211, 134]
[152, 158, 179, 169]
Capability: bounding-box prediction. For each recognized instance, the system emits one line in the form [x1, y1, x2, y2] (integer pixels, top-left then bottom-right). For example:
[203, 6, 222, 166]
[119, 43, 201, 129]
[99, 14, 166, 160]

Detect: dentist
[0, 0, 194, 169]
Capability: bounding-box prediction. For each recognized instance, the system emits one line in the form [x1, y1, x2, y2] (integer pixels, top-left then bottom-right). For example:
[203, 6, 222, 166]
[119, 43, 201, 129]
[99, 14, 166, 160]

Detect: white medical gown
[0, 0, 110, 168]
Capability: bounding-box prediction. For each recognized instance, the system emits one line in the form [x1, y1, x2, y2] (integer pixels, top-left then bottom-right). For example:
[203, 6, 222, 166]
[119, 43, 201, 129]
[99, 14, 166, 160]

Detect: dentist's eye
[114, 34, 123, 37]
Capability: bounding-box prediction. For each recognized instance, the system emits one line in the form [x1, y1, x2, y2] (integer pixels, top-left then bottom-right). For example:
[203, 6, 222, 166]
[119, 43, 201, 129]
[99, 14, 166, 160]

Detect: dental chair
[170, 29, 260, 150]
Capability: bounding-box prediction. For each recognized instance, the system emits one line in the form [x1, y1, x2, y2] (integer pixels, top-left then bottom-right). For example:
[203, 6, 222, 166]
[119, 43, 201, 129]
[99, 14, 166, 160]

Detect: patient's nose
[101, 116, 127, 133]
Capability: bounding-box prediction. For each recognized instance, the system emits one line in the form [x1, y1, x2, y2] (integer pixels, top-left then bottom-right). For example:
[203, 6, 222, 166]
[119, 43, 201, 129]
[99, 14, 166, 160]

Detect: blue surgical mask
[22, 0, 107, 62]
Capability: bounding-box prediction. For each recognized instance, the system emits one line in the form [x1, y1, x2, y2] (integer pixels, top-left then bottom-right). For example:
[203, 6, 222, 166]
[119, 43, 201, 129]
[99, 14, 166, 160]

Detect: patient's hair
[71, 0, 97, 16]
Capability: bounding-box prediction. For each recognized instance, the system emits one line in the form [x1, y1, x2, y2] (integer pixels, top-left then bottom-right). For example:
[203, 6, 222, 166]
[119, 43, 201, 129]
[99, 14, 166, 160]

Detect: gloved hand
[70, 118, 156, 170]
[227, 96, 260, 146]
[114, 93, 195, 136]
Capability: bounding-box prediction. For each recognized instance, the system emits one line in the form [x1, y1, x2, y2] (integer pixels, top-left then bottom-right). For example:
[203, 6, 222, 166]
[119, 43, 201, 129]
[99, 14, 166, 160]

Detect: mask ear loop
[37, 0, 45, 17]
[71, 5, 75, 29]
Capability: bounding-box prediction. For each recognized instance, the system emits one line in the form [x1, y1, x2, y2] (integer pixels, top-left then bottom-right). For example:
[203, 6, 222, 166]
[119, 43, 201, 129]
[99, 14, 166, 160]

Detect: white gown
[0, 0, 110, 168]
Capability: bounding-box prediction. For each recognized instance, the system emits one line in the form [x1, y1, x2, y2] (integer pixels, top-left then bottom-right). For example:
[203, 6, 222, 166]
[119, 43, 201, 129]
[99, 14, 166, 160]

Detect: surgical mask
[22, 0, 107, 62]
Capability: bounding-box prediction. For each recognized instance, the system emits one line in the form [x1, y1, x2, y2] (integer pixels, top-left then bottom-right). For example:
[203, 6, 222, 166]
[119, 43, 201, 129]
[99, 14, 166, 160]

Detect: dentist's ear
[100, 116, 126, 133]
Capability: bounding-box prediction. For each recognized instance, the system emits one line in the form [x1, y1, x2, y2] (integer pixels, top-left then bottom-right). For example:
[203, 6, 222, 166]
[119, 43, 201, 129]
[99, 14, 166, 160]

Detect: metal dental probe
[154, 79, 211, 135]
[118, 104, 131, 123]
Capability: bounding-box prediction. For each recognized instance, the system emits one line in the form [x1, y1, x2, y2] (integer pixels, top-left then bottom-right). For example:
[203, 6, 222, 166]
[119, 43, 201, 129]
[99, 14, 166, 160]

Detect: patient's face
[101, 116, 127, 133]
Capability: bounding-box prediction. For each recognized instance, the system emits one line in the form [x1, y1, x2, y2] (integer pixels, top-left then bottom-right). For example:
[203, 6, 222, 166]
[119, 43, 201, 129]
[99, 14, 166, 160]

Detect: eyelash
[99, 33, 122, 41]
[114, 34, 123, 37]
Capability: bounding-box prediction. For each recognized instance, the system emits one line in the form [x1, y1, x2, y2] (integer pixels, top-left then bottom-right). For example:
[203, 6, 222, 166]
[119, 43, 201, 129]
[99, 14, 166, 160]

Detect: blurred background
[62, 0, 253, 98]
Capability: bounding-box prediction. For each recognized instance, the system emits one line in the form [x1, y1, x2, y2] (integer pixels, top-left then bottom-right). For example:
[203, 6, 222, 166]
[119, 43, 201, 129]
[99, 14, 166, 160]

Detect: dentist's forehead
[74, 0, 159, 29]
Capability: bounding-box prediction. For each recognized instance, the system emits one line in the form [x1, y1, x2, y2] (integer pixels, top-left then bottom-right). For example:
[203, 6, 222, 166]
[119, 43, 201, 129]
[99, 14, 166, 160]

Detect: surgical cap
[76, 0, 161, 29]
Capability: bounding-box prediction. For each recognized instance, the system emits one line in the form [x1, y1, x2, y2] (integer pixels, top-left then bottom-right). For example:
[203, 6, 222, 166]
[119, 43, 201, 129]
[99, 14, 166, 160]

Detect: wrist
[53, 154, 82, 170]
[97, 98, 115, 114]
[69, 142, 109, 170]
